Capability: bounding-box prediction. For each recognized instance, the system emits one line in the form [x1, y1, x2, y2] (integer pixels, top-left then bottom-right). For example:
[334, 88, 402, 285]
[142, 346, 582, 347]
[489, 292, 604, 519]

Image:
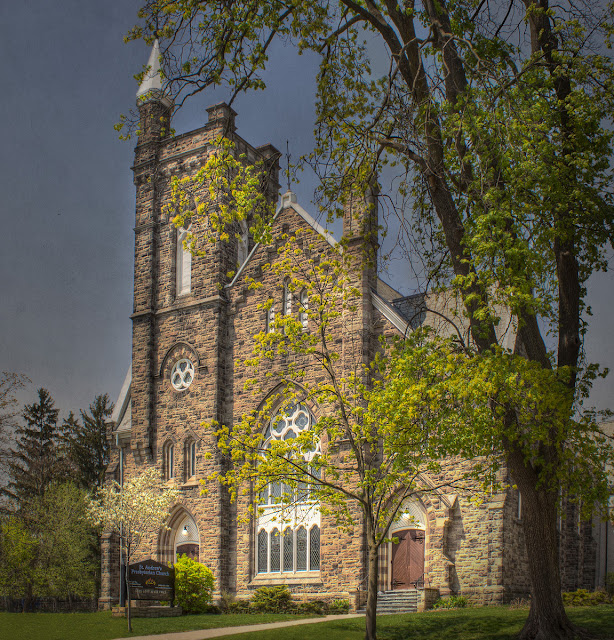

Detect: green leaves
[173, 555, 215, 613]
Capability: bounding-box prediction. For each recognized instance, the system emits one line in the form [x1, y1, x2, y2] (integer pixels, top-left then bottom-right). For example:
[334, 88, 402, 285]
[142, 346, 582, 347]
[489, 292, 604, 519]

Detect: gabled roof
[226, 190, 335, 289]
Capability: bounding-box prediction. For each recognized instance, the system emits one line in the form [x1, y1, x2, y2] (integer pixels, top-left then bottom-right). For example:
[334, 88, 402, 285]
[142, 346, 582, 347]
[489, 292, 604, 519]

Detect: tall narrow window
[164, 442, 175, 480]
[299, 289, 308, 330]
[310, 525, 320, 570]
[296, 526, 307, 571]
[176, 226, 192, 296]
[258, 529, 268, 573]
[238, 219, 248, 266]
[270, 528, 281, 572]
[283, 278, 292, 315]
[309, 524, 320, 571]
[187, 440, 196, 479]
[266, 305, 276, 333]
[283, 527, 294, 572]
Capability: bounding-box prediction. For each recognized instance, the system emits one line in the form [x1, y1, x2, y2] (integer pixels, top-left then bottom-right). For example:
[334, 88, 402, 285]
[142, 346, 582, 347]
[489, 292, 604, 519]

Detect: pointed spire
[137, 40, 167, 101]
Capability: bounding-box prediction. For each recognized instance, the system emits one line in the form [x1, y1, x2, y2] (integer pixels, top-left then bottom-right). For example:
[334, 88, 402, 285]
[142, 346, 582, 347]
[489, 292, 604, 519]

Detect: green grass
[217, 606, 614, 640]
[0, 610, 311, 640]
[2, 606, 614, 640]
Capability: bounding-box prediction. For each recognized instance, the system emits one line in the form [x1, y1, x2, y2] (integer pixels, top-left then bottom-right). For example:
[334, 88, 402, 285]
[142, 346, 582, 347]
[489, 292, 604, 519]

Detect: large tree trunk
[506, 439, 587, 640]
[517, 486, 578, 639]
[365, 539, 379, 640]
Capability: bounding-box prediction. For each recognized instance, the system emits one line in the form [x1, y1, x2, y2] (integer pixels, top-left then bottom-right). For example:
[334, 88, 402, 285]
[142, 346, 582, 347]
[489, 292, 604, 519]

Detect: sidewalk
[112, 613, 365, 640]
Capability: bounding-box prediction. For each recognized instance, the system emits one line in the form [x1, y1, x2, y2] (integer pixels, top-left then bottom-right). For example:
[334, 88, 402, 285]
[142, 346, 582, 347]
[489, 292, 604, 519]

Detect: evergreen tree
[62, 394, 113, 491]
[6, 388, 62, 506]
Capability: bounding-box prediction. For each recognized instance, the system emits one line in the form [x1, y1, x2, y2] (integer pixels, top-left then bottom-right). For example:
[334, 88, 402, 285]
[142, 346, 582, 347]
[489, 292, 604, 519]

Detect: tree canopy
[127, 2, 614, 638]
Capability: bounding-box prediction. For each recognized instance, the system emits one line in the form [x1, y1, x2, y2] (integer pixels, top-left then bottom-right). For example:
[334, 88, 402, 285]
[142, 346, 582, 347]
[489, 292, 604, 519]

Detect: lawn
[217, 606, 614, 640]
[2, 606, 613, 640]
[0, 611, 310, 640]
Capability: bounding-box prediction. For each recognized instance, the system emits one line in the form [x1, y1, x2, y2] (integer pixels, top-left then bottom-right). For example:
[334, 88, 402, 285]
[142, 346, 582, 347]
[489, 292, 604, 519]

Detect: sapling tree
[208, 228, 497, 640]
[88, 468, 179, 631]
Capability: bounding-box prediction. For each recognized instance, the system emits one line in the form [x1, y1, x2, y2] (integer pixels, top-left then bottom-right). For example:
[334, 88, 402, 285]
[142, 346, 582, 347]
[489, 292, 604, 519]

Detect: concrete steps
[358, 589, 419, 615]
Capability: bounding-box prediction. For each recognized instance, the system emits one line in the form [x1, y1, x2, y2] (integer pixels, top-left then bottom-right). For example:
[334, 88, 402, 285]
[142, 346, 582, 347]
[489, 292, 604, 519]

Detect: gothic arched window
[186, 439, 197, 480]
[164, 442, 175, 480]
[256, 403, 321, 575]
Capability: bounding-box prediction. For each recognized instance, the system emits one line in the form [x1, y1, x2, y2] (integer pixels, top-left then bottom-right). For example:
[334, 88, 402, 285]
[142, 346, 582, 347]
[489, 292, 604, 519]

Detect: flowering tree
[88, 468, 179, 631]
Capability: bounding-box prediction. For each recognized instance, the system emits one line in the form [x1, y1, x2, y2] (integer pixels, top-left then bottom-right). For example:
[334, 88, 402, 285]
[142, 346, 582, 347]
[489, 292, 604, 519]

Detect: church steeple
[137, 40, 169, 102]
[136, 40, 172, 145]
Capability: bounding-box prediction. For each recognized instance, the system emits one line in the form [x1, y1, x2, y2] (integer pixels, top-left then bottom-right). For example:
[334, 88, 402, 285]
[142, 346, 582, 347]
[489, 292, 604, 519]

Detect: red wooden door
[391, 529, 424, 590]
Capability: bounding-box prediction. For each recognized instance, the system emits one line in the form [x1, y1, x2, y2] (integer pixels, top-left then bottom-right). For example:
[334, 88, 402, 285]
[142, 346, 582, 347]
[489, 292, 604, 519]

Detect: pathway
[112, 613, 365, 640]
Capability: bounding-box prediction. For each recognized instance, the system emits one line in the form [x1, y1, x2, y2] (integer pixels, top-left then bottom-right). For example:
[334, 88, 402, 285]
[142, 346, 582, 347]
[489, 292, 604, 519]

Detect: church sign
[128, 560, 174, 601]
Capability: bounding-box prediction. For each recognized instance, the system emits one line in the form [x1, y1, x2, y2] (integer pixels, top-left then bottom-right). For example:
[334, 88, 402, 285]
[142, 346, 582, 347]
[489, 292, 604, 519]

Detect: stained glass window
[296, 526, 307, 571]
[256, 404, 320, 575]
[270, 528, 280, 572]
[257, 529, 268, 574]
[310, 526, 320, 570]
[283, 527, 294, 572]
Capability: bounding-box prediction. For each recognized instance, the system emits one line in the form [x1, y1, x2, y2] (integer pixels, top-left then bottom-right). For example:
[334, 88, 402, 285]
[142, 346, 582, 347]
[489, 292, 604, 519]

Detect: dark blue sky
[1, 0, 612, 421]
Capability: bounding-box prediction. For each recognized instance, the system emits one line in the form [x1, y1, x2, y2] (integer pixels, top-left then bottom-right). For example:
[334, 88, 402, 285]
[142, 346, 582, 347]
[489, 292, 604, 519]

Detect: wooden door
[391, 529, 424, 590]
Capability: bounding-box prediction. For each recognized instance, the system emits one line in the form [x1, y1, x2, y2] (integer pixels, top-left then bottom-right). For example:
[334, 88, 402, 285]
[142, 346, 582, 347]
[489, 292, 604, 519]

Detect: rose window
[170, 359, 195, 391]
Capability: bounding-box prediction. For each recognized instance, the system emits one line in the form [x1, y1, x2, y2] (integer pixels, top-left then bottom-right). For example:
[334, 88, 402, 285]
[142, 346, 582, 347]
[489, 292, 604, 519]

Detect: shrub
[606, 572, 614, 598]
[562, 588, 611, 607]
[251, 585, 293, 612]
[329, 598, 350, 614]
[432, 595, 468, 609]
[296, 600, 326, 615]
[173, 555, 215, 614]
[228, 600, 251, 614]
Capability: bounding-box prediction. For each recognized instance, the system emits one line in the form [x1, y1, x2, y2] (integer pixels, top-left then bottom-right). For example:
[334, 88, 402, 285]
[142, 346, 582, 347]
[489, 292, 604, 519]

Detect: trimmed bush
[296, 600, 326, 615]
[228, 600, 251, 614]
[329, 598, 350, 614]
[251, 585, 293, 612]
[432, 595, 468, 609]
[173, 555, 215, 614]
[562, 588, 611, 607]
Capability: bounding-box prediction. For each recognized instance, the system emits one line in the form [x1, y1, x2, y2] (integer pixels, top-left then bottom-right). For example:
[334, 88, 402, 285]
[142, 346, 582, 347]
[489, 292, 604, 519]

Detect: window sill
[249, 572, 323, 587]
[181, 480, 200, 489]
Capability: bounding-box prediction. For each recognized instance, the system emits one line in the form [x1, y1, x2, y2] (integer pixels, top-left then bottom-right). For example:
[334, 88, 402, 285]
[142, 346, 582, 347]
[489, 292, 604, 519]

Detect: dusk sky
[1, 0, 612, 425]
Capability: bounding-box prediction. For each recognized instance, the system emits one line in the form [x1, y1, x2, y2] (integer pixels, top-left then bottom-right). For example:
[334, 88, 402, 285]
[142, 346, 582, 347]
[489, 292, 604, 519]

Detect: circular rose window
[170, 359, 195, 391]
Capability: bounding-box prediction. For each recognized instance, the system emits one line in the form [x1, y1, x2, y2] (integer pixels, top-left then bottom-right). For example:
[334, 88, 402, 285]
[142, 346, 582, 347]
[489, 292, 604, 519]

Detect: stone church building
[99, 43, 600, 610]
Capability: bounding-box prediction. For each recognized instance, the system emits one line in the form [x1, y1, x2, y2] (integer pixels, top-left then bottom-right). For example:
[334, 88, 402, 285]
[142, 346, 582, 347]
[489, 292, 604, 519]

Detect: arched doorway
[174, 514, 200, 562]
[390, 500, 426, 590]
